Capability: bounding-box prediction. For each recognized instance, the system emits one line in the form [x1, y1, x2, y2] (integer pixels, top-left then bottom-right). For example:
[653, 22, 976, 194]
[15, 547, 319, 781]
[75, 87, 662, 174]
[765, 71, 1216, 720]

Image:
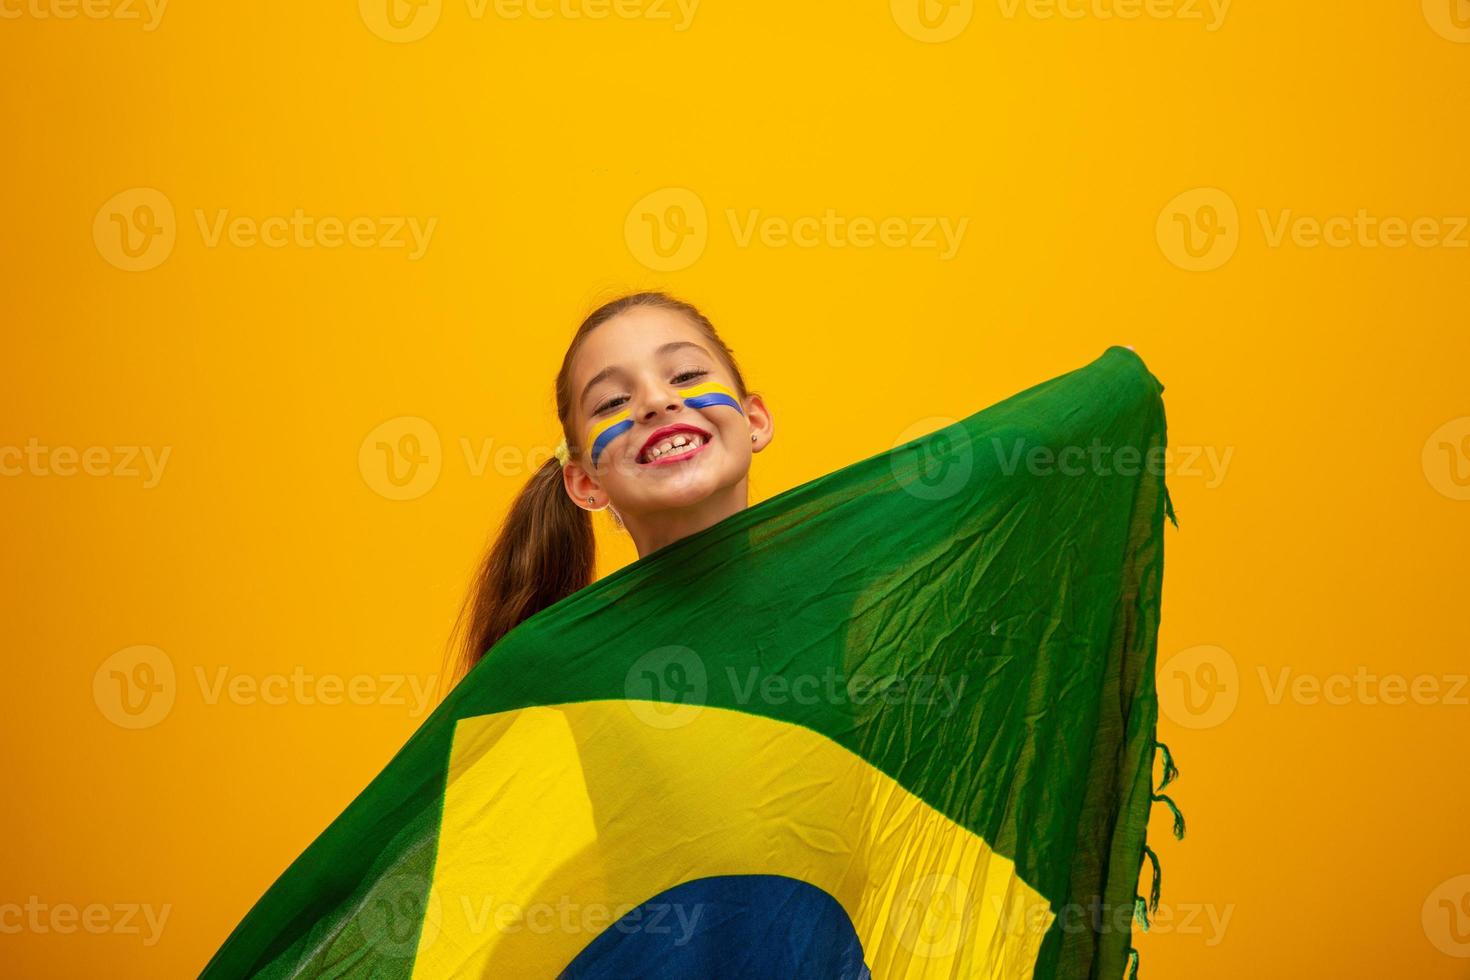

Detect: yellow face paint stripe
[678, 380, 743, 413]
[584, 409, 632, 468]
[411, 702, 1055, 978]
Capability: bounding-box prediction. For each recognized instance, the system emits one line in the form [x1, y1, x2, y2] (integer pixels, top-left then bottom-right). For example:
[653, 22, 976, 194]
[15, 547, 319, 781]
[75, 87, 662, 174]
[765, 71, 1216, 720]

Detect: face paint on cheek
[680, 380, 744, 415]
[586, 409, 633, 469]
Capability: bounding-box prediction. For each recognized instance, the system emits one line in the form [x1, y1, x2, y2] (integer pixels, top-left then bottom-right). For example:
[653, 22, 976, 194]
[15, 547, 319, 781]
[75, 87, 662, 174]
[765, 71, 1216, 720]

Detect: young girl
[453, 291, 775, 681]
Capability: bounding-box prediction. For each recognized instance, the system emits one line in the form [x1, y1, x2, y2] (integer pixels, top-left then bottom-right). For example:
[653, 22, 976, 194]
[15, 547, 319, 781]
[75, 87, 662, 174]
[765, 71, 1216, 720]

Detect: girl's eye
[593, 370, 708, 415]
[593, 395, 627, 415]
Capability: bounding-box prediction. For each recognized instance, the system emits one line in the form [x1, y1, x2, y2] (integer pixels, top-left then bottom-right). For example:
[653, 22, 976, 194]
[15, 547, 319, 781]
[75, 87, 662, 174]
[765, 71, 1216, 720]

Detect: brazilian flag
[202, 347, 1179, 979]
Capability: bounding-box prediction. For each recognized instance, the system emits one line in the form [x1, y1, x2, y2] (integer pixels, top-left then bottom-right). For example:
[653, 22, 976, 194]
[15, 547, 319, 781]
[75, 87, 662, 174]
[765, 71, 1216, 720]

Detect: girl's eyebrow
[579, 341, 712, 407]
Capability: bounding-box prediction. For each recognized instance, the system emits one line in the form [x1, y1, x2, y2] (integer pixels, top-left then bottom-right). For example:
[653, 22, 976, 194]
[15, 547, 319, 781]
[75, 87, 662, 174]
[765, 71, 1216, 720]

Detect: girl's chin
[635, 471, 721, 506]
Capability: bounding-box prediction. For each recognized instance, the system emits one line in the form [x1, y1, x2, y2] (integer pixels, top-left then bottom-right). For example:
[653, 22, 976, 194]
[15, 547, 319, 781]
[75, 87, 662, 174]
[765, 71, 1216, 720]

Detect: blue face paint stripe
[590, 418, 633, 468]
[683, 392, 743, 413]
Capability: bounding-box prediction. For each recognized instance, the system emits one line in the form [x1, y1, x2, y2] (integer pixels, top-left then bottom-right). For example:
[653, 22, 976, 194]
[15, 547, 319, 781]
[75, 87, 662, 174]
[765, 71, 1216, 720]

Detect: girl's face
[563, 305, 773, 555]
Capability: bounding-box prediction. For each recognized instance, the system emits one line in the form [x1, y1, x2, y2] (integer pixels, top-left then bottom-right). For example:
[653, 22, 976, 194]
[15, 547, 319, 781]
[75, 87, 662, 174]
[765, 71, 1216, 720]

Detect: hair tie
[553, 436, 570, 468]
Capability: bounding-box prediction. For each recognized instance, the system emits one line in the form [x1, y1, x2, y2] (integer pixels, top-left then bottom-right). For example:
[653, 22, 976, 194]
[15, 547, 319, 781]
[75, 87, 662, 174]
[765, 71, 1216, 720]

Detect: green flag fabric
[202, 346, 1178, 979]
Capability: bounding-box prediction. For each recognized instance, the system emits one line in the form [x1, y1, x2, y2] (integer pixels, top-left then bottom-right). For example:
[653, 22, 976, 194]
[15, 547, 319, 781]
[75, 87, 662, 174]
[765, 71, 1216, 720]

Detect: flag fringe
[1154, 740, 1178, 790]
[1151, 792, 1186, 840]
[1142, 843, 1162, 912]
[1126, 738, 1187, 979]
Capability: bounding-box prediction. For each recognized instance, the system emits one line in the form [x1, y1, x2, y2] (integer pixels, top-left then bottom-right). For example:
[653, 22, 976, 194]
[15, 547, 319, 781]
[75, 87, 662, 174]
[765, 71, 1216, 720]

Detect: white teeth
[642, 433, 705, 462]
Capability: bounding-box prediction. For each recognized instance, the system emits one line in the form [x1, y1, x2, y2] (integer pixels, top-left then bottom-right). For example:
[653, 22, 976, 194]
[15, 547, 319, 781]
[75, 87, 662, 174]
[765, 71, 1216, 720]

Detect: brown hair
[449, 291, 752, 684]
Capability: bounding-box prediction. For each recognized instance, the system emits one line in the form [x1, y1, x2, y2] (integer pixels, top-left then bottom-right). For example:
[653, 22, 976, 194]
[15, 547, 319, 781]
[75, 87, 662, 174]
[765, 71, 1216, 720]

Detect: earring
[750, 433, 757, 442]
[586, 496, 596, 507]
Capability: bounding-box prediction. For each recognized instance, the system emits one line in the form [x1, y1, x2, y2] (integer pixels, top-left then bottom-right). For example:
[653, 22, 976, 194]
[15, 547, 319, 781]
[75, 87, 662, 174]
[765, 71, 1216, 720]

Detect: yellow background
[3, 0, 1467, 976]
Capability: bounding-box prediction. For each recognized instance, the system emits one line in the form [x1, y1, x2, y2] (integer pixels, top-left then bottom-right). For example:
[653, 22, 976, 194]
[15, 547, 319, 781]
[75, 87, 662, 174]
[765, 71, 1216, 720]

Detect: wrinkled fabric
[202, 346, 1170, 980]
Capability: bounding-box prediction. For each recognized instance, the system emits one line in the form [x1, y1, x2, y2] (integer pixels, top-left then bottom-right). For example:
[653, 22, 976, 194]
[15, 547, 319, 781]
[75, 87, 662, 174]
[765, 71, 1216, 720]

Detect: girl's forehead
[574, 308, 708, 377]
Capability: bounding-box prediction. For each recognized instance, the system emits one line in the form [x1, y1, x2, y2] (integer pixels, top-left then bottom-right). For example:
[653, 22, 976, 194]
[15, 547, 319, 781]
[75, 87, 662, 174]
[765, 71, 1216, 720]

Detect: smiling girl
[452, 291, 774, 680]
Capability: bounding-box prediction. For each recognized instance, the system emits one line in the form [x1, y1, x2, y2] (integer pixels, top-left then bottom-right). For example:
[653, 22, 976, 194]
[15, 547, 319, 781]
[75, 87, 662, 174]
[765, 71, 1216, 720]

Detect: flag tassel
[1129, 733, 1183, 977]
[1142, 842, 1162, 913]
[1151, 792, 1186, 840]
[1154, 740, 1179, 791]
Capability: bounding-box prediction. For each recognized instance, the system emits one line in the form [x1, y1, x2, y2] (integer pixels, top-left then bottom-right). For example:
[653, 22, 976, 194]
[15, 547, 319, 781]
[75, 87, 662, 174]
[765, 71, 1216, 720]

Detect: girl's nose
[634, 381, 683, 421]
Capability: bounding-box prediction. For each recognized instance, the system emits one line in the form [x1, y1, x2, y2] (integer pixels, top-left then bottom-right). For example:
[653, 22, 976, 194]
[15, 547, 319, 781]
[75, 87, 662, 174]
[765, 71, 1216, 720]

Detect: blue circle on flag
[559, 874, 871, 979]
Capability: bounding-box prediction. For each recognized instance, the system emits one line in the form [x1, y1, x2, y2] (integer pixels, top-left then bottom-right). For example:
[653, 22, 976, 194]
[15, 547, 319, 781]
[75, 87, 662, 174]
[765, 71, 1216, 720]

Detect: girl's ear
[562, 461, 601, 511]
[744, 392, 774, 451]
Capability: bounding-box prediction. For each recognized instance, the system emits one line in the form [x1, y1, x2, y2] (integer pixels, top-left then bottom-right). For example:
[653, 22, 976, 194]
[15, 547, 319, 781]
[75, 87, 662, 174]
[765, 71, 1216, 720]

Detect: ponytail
[451, 451, 595, 683]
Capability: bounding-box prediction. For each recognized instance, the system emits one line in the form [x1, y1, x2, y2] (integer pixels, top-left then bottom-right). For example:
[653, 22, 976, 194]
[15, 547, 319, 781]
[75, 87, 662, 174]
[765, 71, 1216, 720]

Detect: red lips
[637, 423, 712, 463]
